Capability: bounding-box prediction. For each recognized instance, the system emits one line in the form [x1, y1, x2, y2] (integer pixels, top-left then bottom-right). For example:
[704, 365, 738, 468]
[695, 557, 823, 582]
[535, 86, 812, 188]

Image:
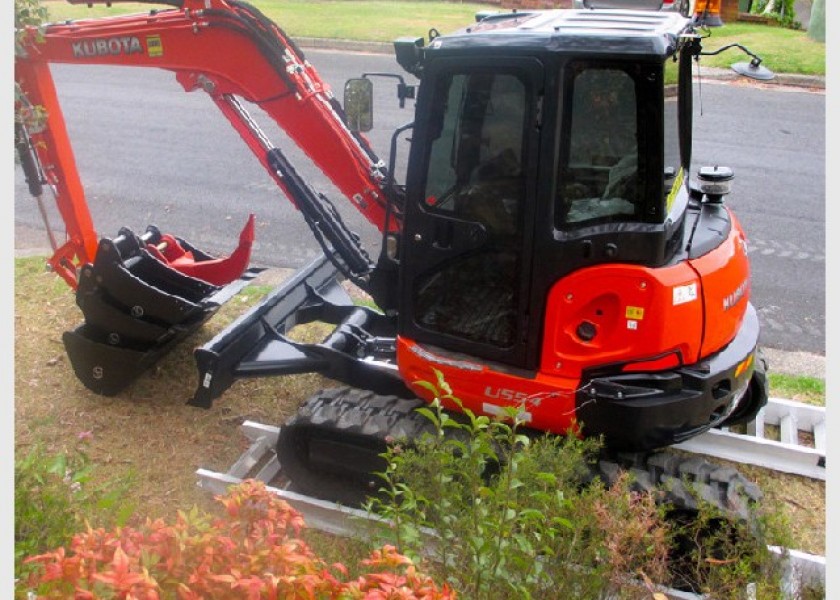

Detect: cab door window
[414, 71, 528, 348]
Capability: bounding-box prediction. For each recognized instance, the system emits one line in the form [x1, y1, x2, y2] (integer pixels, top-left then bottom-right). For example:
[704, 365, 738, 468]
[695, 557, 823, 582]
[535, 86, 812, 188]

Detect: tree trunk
[808, 0, 825, 42]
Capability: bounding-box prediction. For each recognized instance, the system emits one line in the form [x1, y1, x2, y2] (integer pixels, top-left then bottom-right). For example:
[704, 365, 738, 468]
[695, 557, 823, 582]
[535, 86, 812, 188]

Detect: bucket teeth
[63, 219, 263, 396]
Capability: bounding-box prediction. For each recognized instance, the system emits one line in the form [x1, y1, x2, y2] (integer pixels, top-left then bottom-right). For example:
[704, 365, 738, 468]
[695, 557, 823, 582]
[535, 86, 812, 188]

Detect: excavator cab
[398, 10, 692, 370]
[391, 11, 767, 450]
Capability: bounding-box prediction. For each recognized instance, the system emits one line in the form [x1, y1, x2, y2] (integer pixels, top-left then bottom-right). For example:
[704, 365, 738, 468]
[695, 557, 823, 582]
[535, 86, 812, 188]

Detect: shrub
[364, 374, 671, 599]
[15, 439, 135, 589]
[15, 0, 49, 128]
[364, 371, 796, 599]
[665, 502, 793, 599]
[749, 0, 801, 29]
[23, 479, 454, 599]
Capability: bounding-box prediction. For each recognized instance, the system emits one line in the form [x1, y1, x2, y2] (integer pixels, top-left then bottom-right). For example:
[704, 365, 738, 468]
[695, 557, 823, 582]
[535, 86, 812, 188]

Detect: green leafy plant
[749, 0, 800, 29]
[15, 0, 49, 129]
[365, 371, 671, 599]
[15, 438, 136, 589]
[364, 370, 805, 599]
[14, 0, 48, 53]
[23, 479, 454, 599]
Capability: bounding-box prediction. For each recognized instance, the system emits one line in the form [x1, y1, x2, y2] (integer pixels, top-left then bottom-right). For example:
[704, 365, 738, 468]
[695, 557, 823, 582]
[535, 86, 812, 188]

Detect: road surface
[14, 50, 826, 356]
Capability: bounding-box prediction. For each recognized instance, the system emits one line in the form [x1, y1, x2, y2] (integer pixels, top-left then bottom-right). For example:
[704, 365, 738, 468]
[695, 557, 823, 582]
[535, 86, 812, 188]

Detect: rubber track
[277, 386, 432, 506]
[596, 451, 763, 522]
[279, 386, 763, 522]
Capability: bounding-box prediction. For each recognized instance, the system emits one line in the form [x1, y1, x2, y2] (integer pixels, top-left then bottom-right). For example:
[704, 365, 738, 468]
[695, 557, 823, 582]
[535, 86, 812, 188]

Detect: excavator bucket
[63, 216, 263, 396]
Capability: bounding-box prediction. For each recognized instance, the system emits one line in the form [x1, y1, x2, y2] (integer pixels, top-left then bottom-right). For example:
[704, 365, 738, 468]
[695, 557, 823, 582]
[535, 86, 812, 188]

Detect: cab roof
[429, 9, 691, 58]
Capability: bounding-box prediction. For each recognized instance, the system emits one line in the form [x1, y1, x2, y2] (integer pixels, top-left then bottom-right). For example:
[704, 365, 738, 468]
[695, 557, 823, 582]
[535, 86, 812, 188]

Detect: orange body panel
[539, 261, 704, 378]
[397, 338, 582, 435]
[398, 210, 751, 433]
[689, 211, 751, 358]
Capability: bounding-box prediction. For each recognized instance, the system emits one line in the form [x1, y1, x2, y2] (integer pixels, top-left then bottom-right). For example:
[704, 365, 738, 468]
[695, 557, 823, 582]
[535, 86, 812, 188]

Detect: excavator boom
[16, 0, 396, 286]
[15, 0, 402, 394]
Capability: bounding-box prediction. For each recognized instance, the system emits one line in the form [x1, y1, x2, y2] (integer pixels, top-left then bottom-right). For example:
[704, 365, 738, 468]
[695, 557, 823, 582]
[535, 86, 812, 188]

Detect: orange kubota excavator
[16, 0, 771, 512]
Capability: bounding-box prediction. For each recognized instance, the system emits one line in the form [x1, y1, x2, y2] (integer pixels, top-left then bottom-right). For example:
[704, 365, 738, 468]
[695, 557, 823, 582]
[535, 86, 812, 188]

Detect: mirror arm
[696, 42, 775, 80]
[699, 42, 760, 65]
[361, 72, 417, 108]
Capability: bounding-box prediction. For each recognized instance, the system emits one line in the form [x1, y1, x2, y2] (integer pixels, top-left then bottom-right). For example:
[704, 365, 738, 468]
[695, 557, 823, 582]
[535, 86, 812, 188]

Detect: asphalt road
[689, 80, 825, 357]
[13, 50, 826, 356]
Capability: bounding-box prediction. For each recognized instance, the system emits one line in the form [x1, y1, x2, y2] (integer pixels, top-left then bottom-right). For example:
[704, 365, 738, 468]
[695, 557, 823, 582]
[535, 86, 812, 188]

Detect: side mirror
[344, 78, 374, 132]
[696, 42, 775, 81]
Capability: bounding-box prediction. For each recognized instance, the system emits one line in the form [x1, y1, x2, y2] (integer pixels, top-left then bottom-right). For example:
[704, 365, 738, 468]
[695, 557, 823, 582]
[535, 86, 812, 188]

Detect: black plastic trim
[575, 302, 764, 451]
[191, 251, 409, 408]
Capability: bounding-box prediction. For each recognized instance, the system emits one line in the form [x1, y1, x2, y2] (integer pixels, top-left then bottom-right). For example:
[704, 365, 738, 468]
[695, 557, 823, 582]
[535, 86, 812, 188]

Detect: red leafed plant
[24, 479, 455, 599]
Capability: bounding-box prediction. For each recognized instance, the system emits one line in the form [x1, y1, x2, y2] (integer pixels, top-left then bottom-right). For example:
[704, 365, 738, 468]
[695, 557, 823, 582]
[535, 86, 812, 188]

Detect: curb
[692, 65, 825, 90]
[296, 38, 825, 91]
[296, 37, 393, 56]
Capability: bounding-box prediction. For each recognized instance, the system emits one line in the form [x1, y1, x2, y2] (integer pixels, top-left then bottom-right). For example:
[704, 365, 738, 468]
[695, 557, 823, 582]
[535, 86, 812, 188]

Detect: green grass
[40, 1, 824, 76]
[768, 373, 825, 406]
[42, 0, 489, 40]
[696, 22, 826, 76]
[236, 283, 274, 301]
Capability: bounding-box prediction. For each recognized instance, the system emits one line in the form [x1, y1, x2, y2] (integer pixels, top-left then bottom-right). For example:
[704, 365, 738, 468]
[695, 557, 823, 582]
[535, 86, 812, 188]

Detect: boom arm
[15, 0, 398, 287]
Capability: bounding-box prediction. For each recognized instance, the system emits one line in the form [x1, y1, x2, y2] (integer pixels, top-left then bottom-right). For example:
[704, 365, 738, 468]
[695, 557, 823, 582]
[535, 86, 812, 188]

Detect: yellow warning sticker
[146, 35, 163, 57]
[666, 167, 684, 213]
[625, 306, 645, 320]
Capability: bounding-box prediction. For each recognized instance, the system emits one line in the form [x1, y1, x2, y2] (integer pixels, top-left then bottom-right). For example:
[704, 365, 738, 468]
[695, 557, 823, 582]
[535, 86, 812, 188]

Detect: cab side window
[424, 72, 526, 237]
[558, 67, 641, 226]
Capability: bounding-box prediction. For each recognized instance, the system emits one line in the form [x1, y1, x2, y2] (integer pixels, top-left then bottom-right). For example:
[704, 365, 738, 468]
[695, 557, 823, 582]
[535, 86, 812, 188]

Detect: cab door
[399, 58, 543, 368]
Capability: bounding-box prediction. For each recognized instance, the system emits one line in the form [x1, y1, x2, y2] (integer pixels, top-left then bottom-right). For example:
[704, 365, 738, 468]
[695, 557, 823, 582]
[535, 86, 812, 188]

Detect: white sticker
[673, 283, 698, 306]
[627, 320, 638, 330]
[482, 402, 532, 423]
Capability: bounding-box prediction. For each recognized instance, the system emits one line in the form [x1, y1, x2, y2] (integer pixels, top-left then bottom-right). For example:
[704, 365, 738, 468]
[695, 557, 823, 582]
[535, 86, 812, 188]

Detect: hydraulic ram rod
[216, 94, 374, 284]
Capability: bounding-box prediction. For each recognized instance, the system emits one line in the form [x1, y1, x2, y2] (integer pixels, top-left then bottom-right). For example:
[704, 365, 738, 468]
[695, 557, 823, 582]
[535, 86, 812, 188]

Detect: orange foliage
[24, 479, 455, 600]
